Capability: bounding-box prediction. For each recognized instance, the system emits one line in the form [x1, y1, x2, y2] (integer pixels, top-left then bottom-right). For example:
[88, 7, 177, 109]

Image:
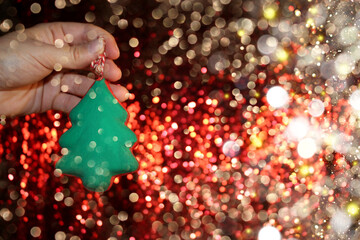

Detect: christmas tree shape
[56, 79, 138, 192]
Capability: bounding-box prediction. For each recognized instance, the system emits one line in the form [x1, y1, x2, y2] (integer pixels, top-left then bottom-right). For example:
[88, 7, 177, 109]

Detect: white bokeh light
[339, 26, 358, 46]
[335, 53, 355, 75]
[308, 99, 325, 117]
[286, 117, 310, 141]
[297, 138, 317, 159]
[222, 140, 240, 157]
[332, 133, 351, 154]
[266, 86, 289, 109]
[349, 90, 360, 110]
[347, 42, 360, 61]
[257, 35, 278, 55]
[330, 210, 352, 234]
[307, 4, 327, 27]
[258, 226, 281, 240]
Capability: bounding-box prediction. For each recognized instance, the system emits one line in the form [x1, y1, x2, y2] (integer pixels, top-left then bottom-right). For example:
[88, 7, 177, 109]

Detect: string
[90, 37, 106, 80]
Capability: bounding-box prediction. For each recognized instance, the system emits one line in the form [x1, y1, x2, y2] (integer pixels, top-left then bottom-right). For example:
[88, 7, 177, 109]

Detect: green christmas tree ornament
[56, 79, 138, 192]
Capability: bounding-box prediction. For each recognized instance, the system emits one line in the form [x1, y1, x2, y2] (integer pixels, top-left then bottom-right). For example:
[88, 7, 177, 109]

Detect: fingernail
[89, 37, 105, 55]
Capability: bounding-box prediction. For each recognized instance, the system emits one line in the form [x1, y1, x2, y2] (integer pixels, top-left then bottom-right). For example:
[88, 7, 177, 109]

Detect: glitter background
[1, 0, 360, 239]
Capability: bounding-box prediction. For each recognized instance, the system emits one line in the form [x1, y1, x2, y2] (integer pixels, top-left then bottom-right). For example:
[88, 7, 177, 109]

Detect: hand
[0, 22, 128, 117]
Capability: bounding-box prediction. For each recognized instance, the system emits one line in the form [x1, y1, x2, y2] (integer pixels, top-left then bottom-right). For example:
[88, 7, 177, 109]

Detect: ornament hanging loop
[90, 37, 106, 80]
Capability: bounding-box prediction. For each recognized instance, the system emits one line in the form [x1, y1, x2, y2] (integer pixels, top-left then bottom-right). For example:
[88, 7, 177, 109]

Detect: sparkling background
[1, 0, 360, 239]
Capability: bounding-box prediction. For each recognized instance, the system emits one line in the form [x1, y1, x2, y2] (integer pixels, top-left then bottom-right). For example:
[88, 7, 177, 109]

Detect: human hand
[0, 22, 128, 117]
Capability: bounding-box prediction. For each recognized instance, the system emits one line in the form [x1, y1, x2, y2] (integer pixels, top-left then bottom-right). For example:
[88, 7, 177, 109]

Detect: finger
[60, 73, 128, 102]
[41, 73, 62, 112]
[61, 74, 95, 97]
[66, 23, 119, 59]
[39, 37, 105, 70]
[0, 84, 39, 117]
[103, 60, 122, 81]
[30, 22, 119, 59]
[109, 84, 129, 102]
[52, 92, 81, 113]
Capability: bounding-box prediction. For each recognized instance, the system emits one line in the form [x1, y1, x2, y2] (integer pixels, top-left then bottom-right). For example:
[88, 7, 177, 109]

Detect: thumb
[44, 38, 105, 70]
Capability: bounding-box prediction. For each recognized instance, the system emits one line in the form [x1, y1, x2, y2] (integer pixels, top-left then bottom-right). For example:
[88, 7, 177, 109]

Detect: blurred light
[349, 90, 360, 110]
[258, 226, 281, 240]
[275, 48, 288, 62]
[188, 101, 196, 108]
[263, 6, 277, 20]
[266, 86, 289, 109]
[297, 138, 317, 159]
[30, 3, 41, 14]
[250, 135, 263, 148]
[306, 4, 327, 27]
[299, 165, 314, 177]
[222, 140, 240, 157]
[339, 26, 358, 46]
[286, 117, 310, 141]
[308, 99, 325, 117]
[257, 35, 278, 55]
[335, 53, 355, 75]
[347, 202, 360, 216]
[330, 210, 352, 234]
[332, 133, 351, 154]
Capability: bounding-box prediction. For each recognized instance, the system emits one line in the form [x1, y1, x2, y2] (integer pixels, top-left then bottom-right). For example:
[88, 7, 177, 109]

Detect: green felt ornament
[56, 78, 138, 192]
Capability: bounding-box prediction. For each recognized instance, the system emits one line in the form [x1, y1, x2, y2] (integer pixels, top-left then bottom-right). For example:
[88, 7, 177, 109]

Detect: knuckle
[70, 46, 81, 63]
